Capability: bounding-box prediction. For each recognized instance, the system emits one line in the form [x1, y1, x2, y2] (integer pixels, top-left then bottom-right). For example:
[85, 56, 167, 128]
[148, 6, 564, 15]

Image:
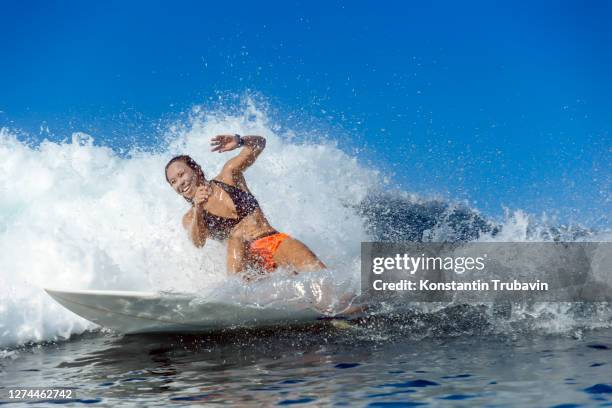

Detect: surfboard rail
[44, 288, 323, 334]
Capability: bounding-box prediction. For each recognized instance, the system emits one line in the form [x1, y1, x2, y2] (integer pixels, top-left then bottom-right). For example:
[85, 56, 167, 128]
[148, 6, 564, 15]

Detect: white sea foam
[0, 101, 376, 348]
[0, 99, 609, 350]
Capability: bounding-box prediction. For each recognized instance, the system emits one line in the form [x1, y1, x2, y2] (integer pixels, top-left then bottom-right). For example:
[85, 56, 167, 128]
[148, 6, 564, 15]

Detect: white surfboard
[45, 288, 324, 334]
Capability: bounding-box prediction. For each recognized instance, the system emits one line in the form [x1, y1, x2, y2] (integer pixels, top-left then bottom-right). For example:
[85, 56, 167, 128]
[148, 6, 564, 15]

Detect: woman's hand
[211, 134, 241, 153]
[193, 184, 213, 209]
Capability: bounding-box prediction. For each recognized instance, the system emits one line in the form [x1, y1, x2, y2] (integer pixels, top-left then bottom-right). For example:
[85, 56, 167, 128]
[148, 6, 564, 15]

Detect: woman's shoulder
[213, 173, 250, 192]
[213, 167, 235, 185]
[212, 175, 232, 185]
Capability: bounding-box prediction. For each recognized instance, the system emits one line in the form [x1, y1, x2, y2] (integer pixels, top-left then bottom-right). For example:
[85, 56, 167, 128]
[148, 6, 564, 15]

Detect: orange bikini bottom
[248, 232, 290, 271]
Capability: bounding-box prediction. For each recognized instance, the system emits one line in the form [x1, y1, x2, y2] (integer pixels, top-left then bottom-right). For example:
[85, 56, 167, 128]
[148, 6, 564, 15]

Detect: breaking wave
[0, 97, 609, 351]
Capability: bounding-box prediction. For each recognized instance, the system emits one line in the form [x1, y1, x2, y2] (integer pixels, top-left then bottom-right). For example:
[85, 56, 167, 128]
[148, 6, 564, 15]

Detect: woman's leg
[272, 237, 326, 272]
[226, 236, 247, 274]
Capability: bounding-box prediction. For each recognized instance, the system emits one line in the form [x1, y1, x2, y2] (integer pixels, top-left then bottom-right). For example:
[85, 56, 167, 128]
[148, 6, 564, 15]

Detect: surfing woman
[165, 134, 326, 278]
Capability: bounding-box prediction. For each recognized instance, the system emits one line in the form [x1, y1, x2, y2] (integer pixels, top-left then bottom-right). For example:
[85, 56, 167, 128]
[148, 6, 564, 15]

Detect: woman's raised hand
[211, 134, 240, 153]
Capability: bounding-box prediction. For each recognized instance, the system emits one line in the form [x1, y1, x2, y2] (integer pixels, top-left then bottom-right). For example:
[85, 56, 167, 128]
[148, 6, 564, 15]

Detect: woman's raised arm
[211, 134, 266, 175]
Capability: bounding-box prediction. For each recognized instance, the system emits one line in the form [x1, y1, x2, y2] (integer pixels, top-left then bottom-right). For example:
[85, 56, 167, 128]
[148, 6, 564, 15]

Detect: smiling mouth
[180, 184, 192, 195]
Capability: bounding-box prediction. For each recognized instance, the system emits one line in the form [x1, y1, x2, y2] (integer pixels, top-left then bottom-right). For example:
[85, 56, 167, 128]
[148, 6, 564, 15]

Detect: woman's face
[166, 161, 199, 200]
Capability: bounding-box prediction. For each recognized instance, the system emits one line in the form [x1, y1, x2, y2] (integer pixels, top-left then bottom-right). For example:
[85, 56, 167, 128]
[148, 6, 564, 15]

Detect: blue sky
[1, 0, 610, 227]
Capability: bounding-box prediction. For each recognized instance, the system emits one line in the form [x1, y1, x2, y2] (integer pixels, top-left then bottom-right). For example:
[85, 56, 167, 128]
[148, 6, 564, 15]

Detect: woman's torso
[200, 178, 276, 242]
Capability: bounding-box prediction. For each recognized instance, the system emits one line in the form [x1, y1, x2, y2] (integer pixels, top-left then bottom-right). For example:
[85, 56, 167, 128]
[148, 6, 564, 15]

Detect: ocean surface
[1, 324, 611, 406]
[1, 99, 610, 405]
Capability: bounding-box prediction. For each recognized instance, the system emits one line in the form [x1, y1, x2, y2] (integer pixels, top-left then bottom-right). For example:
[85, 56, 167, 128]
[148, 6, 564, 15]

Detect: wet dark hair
[165, 155, 205, 183]
[165, 155, 205, 204]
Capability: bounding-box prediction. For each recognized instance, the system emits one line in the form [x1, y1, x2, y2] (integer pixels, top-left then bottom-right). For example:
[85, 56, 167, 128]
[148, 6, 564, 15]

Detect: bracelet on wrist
[235, 134, 244, 147]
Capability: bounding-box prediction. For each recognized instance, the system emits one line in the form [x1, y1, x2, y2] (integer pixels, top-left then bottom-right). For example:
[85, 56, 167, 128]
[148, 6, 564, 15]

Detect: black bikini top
[202, 180, 260, 240]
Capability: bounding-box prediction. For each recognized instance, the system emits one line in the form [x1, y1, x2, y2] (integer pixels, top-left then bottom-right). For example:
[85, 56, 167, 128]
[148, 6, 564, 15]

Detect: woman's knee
[275, 238, 326, 270]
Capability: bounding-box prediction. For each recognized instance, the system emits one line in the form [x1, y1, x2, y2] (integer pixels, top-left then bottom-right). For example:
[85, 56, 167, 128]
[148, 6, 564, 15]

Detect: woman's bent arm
[183, 208, 208, 247]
